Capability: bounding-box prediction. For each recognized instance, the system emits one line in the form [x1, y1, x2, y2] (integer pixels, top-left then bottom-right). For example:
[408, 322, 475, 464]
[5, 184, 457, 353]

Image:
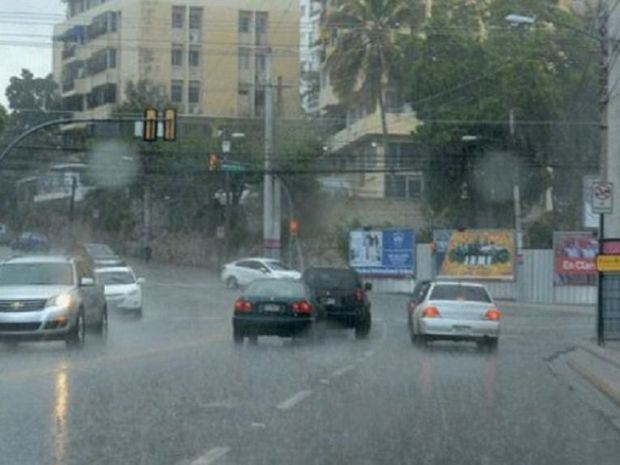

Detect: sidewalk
[566, 340, 620, 409]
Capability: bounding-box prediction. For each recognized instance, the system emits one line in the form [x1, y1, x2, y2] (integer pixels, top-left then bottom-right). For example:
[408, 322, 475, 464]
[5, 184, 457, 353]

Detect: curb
[578, 344, 620, 371]
[567, 353, 620, 409]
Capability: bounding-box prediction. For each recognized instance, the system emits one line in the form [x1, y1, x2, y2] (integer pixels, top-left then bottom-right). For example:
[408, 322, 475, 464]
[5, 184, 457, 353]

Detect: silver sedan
[407, 281, 500, 350]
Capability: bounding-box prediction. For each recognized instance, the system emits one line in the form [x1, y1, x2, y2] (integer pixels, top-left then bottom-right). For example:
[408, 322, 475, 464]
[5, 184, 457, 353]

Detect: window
[171, 80, 183, 103]
[256, 54, 266, 73]
[188, 49, 200, 67]
[172, 6, 185, 29]
[256, 12, 268, 34]
[188, 81, 200, 103]
[189, 7, 203, 29]
[108, 48, 116, 68]
[0, 263, 74, 286]
[429, 284, 492, 303]
[239, 11, 251, 33]
[171, 47, 183, 66]
[86, 83, 117, 108]
[238, 48, 251, 70]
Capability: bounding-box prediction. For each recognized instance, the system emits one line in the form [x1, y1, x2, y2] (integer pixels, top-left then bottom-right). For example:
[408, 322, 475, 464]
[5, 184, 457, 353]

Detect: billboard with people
[349, 228, 415, 276]
[553, 232, 598, 286]
[436, 229, 516, 280]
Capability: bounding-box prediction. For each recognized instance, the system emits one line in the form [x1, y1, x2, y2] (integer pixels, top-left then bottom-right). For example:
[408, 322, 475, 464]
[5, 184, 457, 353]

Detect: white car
[95, 266, 144, 316]
[407, 281, 500, 351]
[221, 258, 301, 288]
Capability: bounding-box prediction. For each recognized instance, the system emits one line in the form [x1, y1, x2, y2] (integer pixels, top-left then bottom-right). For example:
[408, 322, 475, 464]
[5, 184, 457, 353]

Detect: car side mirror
[80, 277, 95, 287]
[261, 268, 270, 274]
[364, 282, 372, 291]
[137, 277, 145, 285]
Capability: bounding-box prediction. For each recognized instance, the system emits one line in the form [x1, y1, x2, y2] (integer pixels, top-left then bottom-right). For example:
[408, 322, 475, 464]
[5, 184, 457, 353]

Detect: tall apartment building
[53, 0, 300, 119]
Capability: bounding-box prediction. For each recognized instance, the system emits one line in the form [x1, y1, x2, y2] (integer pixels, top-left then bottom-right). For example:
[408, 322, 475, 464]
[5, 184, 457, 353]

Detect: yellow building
[53, 0, 300, 119]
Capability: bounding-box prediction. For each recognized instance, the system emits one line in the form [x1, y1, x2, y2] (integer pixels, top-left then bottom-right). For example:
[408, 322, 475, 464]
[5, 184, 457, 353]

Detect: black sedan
[232, 278, 326, 344]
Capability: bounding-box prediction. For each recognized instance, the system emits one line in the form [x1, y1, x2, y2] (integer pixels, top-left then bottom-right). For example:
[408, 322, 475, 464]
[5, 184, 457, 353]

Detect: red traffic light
[289, 219, 299, 236]
[209, 153, 220, 171]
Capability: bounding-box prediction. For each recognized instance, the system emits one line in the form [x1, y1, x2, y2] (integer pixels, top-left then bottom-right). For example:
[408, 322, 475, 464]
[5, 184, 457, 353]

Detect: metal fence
[368, 246, 597, 305]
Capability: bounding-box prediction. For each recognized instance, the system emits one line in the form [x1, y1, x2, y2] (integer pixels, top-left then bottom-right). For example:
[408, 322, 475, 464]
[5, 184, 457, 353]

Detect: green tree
[402, 0, 598, 229]
[0, 103, 7, 135]
[326, 0, 416, 154]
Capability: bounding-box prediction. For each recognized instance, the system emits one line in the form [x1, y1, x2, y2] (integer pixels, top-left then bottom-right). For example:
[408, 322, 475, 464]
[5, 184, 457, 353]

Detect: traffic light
[209, 153, 220, 171]
[289, 219, 299, 237]
[163, 108, 177, 141]
[143, 108, 158, 142]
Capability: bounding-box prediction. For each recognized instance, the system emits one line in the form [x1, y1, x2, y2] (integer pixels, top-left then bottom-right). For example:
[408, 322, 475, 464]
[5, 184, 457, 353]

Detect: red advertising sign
[553, 232, 598, 286]
[602, 240, 620, 254]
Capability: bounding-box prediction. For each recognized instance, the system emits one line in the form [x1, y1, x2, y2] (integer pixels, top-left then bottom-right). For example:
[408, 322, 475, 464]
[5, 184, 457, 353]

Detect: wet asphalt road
[1, 260, 620, 465]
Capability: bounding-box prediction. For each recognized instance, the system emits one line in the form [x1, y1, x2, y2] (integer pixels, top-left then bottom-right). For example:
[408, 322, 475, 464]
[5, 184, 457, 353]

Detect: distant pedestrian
[144, 244, 153, 264]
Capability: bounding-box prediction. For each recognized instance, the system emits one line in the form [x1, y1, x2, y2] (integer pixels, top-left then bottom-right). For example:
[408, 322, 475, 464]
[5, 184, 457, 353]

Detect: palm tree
[326, 0, 416, 153]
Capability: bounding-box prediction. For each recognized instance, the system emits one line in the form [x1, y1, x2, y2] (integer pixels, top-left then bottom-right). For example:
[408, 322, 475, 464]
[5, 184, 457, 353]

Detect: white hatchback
[221, 258, 301, 288]
[95, 266, 144, 316]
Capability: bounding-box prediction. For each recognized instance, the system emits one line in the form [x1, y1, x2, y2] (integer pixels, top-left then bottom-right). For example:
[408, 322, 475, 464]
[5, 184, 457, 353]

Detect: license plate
[263, 304, 281, 312]
[453, 325, 471, 333]
[322, 298, 336, 305]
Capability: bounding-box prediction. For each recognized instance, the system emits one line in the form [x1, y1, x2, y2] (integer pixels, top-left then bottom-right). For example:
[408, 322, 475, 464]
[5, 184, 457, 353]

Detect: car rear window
[246, 280, 305, 298]
[304, 269, 358, 289]
[96, 271, 135, 285]
[0, 263, 74, 286]
[430, 284, 491, 303]
[85, 244, 115, 256]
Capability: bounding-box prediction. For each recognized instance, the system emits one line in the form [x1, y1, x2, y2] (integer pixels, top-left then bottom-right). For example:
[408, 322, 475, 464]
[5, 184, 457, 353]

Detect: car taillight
[234, 298, 252, 313]
[354, 288, 366, 302]
[485, 308, 501, 321]
[291, 300, 312, 314]
[422, 306, 440, 318]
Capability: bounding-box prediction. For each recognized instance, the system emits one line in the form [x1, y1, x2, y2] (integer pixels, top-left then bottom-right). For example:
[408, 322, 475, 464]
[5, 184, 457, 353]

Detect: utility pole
[509, 108, 524, 302]
[263, 49, 280, 258]
[68, 175, 77, 241]
[222, 137, 232, 262]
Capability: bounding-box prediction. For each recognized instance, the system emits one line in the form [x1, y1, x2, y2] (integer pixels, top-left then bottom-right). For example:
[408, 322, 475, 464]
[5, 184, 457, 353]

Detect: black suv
[302, 267, 372, 339]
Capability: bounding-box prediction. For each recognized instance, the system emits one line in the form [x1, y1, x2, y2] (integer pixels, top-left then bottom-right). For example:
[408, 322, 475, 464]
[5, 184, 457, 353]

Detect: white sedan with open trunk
[407, 281, 501, 350]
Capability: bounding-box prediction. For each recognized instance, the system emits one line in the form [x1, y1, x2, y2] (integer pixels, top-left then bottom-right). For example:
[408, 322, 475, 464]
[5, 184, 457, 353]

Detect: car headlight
[46, 293, 75, 310]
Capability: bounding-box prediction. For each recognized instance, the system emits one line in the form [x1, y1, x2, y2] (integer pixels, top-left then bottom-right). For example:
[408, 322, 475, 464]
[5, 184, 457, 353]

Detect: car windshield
[4, 2, 619, 464]
[0, 263, 74, 286]
[85, 244, 115, 257]
[266, 261, 291, 271]
[246, 280, 305, 298]
[96, 271, 135, 285]
[430, 285, 491, 303]
[304, 269, 358, 289]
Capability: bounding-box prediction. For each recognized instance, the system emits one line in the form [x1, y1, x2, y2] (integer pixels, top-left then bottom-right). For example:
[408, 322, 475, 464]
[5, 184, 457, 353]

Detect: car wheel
[486, 338, 499, 353]
[226, 276, 239, 289]
[94, 307, 108, 343]
[355, 313, 371, 340]
[233, 328, 244, 344]
[66, 311, 86, 349]
[133, 307, 143, 319]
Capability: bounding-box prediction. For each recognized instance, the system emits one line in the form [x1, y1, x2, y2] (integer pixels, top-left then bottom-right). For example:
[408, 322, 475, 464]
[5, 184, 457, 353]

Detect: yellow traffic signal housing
[163, 108, 177, 141]
[143, 108, 158, 142]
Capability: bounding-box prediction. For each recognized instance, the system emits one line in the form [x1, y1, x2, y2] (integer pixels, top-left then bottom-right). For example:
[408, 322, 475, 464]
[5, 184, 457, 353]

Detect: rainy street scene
[1, 1, 620, 465]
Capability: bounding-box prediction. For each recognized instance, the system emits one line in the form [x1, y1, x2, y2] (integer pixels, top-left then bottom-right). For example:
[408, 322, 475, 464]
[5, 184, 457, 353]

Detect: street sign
[591, 182, 613, 214]
[596, 254, 620, 272]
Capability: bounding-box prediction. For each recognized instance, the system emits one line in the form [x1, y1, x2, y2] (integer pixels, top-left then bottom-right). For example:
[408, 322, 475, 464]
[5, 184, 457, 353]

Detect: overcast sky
[0, 0, 65, 109]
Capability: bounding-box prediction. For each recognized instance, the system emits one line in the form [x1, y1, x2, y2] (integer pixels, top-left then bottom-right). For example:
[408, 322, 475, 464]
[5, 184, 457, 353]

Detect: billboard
[349, 228, 415, 276]
[437, 230, 516, 280]
[553, 232, 598, 286]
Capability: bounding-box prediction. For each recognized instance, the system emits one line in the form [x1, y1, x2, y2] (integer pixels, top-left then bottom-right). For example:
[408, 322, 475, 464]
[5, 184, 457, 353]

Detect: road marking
[276, 389, 312, 410]
[332, 365, 355, 377]
[189, 446, 230, 465]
